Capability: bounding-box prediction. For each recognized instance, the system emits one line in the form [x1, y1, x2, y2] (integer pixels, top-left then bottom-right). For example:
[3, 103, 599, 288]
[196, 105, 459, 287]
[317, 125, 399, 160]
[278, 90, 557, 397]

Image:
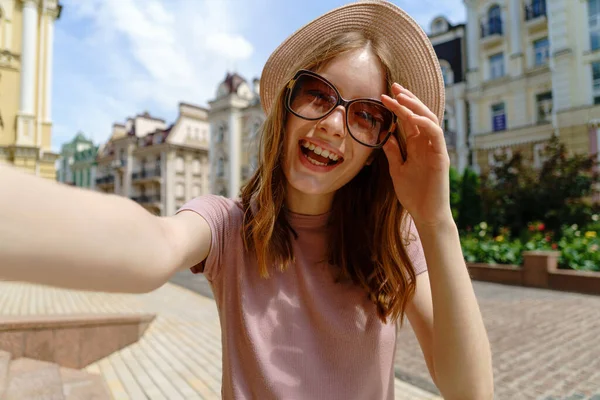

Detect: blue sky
[51, 0, 466, 151]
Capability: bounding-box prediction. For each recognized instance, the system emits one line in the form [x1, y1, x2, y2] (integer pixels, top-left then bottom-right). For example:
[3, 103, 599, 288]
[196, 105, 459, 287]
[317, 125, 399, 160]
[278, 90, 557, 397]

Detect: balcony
[132, 167, 162, 184]
[525, 0, 547, 32]
[131, 195, 162, 213]
[95, 175, 115, 186]
[480, 22, 503, 48]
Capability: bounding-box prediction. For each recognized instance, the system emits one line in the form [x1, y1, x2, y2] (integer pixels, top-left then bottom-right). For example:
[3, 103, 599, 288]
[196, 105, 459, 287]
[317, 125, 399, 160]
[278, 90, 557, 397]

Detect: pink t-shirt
[176, 195, 427, 399]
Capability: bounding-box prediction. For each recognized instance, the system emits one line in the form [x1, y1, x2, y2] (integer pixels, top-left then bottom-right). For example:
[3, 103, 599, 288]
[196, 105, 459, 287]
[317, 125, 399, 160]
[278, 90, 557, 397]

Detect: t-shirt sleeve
[404, 215, 428, 276]
[175, 194, 241, 282]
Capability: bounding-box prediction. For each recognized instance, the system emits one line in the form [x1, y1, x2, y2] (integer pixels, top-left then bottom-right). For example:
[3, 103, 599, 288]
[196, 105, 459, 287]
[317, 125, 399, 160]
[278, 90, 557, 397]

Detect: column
[208, 122, 216, 194]
[509, 0, 524, 75]
[19, 0, 37, 115]
[44, 16, 54, 122]
[466, 0, 479, 72]
[228, 111, 241, 199]
[16, 0, 38, 146]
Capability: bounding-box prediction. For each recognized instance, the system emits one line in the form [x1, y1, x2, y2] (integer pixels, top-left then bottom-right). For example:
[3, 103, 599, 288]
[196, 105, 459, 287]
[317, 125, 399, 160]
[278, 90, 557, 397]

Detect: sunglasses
[284, 70, 397, 148]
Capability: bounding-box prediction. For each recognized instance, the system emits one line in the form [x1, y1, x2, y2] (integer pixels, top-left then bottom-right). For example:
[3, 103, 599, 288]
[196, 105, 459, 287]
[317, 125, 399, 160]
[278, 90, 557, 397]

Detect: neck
[285, 183, 334, 215]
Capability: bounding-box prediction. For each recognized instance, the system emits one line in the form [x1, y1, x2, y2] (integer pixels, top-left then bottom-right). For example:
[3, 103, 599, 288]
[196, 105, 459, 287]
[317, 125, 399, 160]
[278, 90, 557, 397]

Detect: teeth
[301, 140, 342, 163]
[307, 157, 327, 166]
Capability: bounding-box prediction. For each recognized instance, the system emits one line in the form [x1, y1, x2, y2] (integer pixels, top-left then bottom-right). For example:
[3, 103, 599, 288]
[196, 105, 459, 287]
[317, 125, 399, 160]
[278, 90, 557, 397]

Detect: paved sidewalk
[0, 281, 440, 400]
[396, 281, 600, 400]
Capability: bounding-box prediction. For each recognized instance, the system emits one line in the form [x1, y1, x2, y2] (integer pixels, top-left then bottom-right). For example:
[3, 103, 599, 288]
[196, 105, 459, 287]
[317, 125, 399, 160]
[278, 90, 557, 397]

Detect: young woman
[0, 1, 493, 399]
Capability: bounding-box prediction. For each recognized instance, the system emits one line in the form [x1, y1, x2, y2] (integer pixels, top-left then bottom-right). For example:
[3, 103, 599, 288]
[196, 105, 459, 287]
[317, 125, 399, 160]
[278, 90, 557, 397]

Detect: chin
[284, 169, 341, 196]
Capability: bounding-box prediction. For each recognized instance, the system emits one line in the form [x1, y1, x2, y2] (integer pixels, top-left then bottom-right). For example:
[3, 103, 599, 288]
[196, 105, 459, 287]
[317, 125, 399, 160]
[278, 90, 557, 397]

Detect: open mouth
[299, 139, 343, 167]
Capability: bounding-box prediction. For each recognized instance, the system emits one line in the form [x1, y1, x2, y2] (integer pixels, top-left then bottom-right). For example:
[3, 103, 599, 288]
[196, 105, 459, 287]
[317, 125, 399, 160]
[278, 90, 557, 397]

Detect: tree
[480, 136, 599, 237]
[457, 167, 483, 232]
[449, 167, 461, 221]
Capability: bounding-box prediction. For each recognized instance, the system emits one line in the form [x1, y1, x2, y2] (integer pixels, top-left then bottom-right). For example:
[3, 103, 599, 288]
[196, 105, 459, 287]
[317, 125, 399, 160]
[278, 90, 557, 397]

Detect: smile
[298, 139, 344, 168]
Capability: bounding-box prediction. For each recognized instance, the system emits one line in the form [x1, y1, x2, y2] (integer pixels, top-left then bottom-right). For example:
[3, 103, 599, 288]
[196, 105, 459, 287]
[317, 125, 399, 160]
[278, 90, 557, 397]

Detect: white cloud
[53, 0, 261, 148]
[206, 33, 254, 60]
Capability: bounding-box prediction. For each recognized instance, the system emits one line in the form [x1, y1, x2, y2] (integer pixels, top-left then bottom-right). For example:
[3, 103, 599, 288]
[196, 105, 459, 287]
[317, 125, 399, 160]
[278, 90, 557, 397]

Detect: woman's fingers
[391, 83, 439, 126]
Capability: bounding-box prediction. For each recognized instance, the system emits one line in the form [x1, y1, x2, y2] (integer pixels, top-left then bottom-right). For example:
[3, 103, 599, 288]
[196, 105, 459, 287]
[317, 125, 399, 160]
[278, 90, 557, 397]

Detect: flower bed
[461, 216, 600, 272]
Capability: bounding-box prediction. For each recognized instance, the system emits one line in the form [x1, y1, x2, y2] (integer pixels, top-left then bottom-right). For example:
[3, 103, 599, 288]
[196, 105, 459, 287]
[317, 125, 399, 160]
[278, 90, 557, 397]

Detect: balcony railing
[131, 194, 161, 204]
[480, 21, 503, 38]
[525, 0, 546, 21]
[132, 167, 161, 180]
[95, 175, 115, 185]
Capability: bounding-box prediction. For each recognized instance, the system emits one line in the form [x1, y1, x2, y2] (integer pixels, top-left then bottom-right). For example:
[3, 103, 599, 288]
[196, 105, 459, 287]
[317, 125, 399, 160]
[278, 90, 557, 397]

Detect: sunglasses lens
[288, 74, 338, 119]
[347, 101, 394, 146]
[287, 72, 395, 147]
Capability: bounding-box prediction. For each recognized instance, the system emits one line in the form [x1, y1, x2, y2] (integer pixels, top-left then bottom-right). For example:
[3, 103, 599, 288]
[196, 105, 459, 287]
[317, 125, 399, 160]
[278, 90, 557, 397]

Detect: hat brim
[259, 0, 445, 126]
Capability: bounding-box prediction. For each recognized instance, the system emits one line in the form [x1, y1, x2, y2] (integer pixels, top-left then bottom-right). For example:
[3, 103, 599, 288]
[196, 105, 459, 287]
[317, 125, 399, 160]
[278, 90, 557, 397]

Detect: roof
[221, 72, 247, 95]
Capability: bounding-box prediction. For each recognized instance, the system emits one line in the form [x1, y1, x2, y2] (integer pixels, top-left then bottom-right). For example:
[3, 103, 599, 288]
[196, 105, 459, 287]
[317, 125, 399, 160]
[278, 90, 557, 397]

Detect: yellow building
[0, 0, 61, 178]
[464, 0, 600, 174]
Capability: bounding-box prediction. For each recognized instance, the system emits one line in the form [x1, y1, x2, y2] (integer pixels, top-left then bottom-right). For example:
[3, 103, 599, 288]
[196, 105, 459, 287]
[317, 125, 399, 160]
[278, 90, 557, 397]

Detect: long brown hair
[241, 31, 418, 324]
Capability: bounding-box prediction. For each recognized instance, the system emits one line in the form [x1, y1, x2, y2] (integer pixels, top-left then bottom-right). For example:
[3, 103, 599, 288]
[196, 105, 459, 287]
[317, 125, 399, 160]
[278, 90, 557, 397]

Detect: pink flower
[538, 223, 545, 232]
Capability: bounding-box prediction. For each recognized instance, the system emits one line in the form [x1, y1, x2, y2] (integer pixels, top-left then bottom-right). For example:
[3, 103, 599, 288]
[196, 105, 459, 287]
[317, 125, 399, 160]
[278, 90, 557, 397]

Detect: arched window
[488, 5, 502, 35]
[439, 60, 454, 86]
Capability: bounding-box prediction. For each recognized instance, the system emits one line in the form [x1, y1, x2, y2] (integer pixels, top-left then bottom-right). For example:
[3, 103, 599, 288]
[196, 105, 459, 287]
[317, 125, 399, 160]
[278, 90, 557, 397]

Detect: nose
[316, 105, 347, 139]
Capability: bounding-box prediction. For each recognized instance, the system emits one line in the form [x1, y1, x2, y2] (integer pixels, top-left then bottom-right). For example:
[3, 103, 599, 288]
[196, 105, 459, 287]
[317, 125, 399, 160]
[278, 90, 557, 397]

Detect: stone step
[60, 367, 111, 400]
[0, 350, 11, 398]
[4, 358, 65, 400]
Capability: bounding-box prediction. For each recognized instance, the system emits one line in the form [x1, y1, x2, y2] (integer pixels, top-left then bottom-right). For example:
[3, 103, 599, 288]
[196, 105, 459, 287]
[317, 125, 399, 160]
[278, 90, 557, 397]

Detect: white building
[208, 73, 264, 197]
[95, 103, 211, 216]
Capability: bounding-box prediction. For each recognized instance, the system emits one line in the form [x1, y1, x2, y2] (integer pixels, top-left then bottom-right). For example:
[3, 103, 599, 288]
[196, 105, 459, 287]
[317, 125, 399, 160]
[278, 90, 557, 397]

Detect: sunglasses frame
[284, 69, 398, 149]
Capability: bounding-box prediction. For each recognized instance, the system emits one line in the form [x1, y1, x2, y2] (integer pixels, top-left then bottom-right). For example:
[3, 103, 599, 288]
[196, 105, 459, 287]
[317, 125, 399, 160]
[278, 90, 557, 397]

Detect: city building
[208, 72, 264, 197]
[71, 142, 98, 190]
[95, 103, 210, 216]
[0, 0, 62, 178]
[428, 16, 470, 173]
[464, 0, 600, 174]
[56, 131, 94, 186]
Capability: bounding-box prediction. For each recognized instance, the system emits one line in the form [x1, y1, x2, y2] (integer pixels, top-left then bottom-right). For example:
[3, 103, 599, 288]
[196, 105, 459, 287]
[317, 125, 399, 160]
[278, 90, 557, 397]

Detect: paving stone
[0, 279, 438, 400]
[395, 281, 600, 400]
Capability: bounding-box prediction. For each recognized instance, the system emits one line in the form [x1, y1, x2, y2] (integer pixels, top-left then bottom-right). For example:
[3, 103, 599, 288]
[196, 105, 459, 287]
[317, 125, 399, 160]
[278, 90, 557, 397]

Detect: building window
[217, 125, 225, 143]
[439, 60, 454, 86]
[525, 0, 547, 21]
[217, 157, 225, 177]
[489, 53, 505, 80]
[482, 5, 503, 37]
[491, 102, 506, 132]
[175, 156, 184, 173]
[176, 183, 185, 199]
[533, 37, 550, 66]
[192, 185, 201, 197]
[536, 92, 553, 123]
[593, 62, 600, 104]
[590, 0, 600, 51]
[192, 158, 201, 174]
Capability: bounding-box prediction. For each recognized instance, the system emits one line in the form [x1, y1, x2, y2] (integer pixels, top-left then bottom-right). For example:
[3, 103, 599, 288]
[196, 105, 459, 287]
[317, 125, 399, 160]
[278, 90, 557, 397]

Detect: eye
[306, 89, 336, 105]
[355, 110, 384, 127]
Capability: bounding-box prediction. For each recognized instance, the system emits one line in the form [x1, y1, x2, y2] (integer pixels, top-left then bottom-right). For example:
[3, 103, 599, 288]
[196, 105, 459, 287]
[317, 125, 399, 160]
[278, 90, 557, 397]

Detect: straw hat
[260, 0, 445, 126]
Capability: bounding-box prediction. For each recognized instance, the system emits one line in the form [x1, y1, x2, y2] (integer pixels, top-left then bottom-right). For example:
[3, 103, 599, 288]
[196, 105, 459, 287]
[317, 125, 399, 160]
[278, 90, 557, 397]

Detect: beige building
[95, 103, 210, 216]
[0, 0, 61, 178]
[208, 72, 264, 197]
[428, 16, 470, 173]
[464, 0, 600, 174]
